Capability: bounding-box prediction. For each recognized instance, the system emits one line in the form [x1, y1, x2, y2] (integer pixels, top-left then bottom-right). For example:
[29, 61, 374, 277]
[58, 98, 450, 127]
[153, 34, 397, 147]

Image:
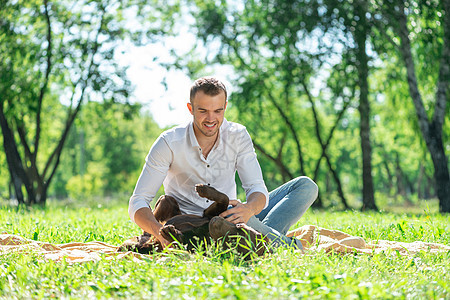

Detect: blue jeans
[246, 176, 318, 249]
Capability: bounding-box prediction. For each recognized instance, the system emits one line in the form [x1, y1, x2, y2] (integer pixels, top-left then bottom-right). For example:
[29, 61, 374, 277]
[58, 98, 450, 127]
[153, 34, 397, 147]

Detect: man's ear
[187, 102, 193, 115]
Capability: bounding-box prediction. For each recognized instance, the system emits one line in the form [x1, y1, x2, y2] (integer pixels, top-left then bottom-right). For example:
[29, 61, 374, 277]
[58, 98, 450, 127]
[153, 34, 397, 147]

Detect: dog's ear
[153, 195, 181, 223]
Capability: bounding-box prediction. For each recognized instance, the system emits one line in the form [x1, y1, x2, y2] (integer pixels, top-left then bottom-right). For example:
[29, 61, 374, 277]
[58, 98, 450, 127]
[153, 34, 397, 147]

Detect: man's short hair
[190, 77, 227, 102]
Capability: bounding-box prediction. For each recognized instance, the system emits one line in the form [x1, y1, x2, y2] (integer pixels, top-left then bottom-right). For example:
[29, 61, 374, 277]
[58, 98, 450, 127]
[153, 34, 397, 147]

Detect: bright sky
[121, 45, 193, 128]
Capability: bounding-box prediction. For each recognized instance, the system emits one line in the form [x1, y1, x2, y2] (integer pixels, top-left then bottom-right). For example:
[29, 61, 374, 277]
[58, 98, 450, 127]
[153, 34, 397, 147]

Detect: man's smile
[204, 123, 217, 128]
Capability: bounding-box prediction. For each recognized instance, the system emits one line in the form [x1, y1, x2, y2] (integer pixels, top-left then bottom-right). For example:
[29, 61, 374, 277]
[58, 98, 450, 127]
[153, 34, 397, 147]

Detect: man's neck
[194, 129, 219, 158]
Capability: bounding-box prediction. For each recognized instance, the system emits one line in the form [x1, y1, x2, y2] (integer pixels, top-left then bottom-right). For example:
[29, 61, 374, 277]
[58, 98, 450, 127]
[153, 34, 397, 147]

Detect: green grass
[0, 199, 449, 299]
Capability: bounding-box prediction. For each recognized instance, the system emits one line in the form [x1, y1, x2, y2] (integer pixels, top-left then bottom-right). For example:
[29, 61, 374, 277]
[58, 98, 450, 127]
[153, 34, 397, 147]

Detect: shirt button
[207, 183, 210, 186]
[207, 165, 210, 168]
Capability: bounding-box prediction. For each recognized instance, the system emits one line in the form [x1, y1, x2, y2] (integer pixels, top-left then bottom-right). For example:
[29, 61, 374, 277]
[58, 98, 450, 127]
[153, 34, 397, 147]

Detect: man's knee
[293, 176, 319, 203]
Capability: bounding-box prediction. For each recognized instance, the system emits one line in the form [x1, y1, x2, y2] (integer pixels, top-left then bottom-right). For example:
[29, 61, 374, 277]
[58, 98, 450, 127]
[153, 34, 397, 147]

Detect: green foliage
[0, 0, 179, 204]
[183, 0, 449, 209]
[0, 200, 448, 298]
[47, 101, 162, 199]
[65, 169, 106, 200]
[0, 0, 448, 209]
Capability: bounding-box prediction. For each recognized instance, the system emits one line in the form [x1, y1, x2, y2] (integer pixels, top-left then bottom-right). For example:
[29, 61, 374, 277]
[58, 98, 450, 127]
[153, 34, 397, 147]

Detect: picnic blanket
[1, 225, 449, 263]
[0, 234, 144, 263]
[287, 225, 450, 255]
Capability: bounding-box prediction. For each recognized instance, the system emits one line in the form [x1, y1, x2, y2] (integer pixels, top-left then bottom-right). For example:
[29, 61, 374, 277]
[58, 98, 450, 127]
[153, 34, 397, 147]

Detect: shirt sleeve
[128, 135, 173, 222]
[236, 129, 269, 209]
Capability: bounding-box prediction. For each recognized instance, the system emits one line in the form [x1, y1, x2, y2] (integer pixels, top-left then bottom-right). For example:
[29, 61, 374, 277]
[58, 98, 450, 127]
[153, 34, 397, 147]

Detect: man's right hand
[134, 207, 170, 248]
[155, 232, 170, 248]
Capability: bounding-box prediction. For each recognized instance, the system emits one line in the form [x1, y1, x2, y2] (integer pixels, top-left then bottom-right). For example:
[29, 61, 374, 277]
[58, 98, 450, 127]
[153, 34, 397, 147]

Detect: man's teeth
[205, 124, 215, 128]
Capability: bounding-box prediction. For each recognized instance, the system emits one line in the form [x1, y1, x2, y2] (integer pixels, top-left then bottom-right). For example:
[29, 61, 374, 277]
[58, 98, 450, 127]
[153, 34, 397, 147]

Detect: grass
[0, 198, 449, 299]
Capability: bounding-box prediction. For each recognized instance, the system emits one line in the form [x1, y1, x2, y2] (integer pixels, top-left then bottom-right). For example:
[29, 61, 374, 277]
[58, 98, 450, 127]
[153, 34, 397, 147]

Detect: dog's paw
[117, 236, 139, 252]
[160, 224, 184, 243]
[195, 184, 227, 201]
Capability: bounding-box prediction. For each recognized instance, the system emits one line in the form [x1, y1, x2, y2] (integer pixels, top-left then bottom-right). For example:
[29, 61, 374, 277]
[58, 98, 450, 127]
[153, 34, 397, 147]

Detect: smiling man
[128, 77, 318, 248]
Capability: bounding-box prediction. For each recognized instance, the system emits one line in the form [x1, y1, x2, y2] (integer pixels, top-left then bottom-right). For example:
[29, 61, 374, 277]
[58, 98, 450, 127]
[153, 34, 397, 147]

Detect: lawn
[0, 198, 449, 299]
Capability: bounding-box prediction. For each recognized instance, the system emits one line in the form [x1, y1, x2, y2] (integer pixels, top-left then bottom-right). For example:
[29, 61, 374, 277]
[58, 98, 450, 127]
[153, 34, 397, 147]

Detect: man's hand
[219, 192, 266, 224]
[134, 207, 170, 248]
[155, 233, 170, 248]
[219, 200, 254, 224]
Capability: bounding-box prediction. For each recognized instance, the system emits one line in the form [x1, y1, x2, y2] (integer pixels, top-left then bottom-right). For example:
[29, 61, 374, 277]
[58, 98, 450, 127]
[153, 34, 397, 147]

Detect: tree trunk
[395, 153, 412, 204]
[425, 175, 435, 200]
[8, 180, 13, 200]
[354, 0, 377, 211]
[417, 161, 424, 200]
[325, 155, 349, 209]
[302, 81, 349, 209]
[0, 103, 35, 204]
[429, 128, 450, 212]
[397, 1, 450, 212]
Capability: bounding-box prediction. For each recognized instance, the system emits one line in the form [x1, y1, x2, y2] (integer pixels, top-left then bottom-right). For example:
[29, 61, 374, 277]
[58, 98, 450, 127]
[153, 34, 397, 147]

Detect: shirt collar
[188, 121, 199, 148]
[215, 118, 229, 150]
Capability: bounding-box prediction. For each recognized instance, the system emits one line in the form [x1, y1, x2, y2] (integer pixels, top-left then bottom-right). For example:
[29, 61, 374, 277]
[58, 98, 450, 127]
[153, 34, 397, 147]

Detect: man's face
[187, 90, 227, 139]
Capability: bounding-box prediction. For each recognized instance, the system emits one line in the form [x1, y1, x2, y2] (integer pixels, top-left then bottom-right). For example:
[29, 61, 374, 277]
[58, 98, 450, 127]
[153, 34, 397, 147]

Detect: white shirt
[128, 119, 269, 222]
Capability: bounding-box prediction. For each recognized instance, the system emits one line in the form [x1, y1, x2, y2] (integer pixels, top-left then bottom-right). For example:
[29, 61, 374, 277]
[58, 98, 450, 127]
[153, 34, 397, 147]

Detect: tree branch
[221, 30, 307, 176]
[265, 87, 306, 176]
[302, 81, 349, 208]
[45, 94, 84, 185]
[253, 141, 294, 179]
[276, 130, 288, 162]
[15, 117, 33, 163]
[34, 0, 53, 163]
[43, 7, 106, 184]
[312, 97, 351, 180]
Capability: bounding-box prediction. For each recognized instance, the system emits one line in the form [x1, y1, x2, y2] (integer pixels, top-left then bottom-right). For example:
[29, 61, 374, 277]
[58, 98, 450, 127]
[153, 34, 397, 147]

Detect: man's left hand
[219, 199, 254, 224]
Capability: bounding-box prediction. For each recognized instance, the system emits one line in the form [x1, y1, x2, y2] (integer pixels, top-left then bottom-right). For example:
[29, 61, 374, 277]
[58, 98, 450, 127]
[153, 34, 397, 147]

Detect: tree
[372, 0, 450, 212]
[321, 0, 378, 210]
[169, 0, 446, 210]
[0, 0, 178, 205]
[186, 0, 352, 208]
[51, 101, 162, 200]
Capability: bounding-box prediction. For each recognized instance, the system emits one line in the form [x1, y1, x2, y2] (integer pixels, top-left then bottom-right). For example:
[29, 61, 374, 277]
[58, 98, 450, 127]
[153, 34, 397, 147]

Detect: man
[129, 77, 318, 248]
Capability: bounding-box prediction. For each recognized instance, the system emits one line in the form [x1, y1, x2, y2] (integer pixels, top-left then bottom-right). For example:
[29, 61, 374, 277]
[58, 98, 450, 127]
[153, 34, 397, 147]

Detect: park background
[1, 0, 449, 298]
[1, 0, 449, 213]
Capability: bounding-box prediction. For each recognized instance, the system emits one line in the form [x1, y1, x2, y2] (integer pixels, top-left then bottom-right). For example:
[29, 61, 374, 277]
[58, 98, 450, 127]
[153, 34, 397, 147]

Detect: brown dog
[118, 184, 270, 258]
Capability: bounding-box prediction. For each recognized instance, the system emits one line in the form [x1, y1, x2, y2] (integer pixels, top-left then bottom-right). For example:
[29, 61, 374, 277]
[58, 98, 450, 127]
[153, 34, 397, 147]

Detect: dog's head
[209, 216, 271, 259]
[153, 195, 181, 224]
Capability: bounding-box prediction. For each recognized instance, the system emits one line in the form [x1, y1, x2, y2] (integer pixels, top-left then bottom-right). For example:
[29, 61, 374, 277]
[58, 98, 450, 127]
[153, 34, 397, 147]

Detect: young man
[129, 77, 318, 248]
